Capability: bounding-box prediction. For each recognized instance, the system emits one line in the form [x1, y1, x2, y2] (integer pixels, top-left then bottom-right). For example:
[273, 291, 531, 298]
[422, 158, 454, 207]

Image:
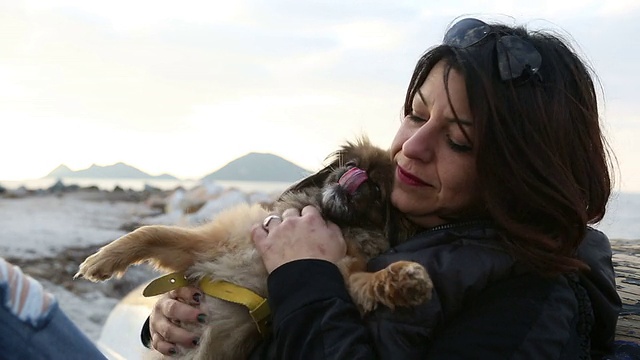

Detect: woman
[143, 17, 621, 358]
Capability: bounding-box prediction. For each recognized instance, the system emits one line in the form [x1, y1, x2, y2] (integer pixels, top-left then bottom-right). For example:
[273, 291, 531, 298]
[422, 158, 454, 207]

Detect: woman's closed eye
[446, 135, 473, 153]
[406, 114, 473, 153]
[406, 114, 427, 124]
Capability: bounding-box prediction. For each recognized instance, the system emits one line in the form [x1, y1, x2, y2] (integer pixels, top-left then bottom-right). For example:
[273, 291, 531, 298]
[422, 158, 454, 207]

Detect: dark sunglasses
[443, 18, 542, 82]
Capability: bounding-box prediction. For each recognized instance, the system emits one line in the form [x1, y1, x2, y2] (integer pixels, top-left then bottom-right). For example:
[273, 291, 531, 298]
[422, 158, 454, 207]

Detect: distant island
[45, 153, 312, 182]
[201, 152, 311, 182]
[46, 163, 178, 180]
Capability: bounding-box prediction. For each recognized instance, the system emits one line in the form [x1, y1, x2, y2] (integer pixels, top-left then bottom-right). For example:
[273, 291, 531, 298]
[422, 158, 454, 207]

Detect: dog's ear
[277, 150, 343, 200]
[281, 166, 331, 194]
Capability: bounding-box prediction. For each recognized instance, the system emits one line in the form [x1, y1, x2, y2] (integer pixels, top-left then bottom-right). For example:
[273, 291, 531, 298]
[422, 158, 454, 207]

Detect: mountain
[44, 162, 178, 180]
[47, 164, 74, 178]
[202, 152, 312, 182]
[44, 153, 312, 182]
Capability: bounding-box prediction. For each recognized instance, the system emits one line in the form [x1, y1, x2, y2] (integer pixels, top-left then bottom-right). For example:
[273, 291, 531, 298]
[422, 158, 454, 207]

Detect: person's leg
[605, 340, 640, 360]
[30, 301, 108, 359]
[0, 258, 107, 359]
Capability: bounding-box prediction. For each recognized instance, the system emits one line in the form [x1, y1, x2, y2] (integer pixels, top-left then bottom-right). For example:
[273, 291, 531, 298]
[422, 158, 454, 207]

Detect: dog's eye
[372, 183, 381, 198]
[345, 160, 357, 168]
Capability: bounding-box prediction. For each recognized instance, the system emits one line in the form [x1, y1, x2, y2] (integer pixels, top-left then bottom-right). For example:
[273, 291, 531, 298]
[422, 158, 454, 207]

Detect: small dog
[76, 137, 432, 360]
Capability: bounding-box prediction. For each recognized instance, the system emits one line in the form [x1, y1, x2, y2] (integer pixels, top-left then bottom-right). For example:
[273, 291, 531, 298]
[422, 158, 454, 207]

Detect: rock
[8, 244, 157, 300]
[249, 191, 277, 206]
[48, 179, 66, 193]
[67, 184, 81, 192]
[119, 221, 143, 232]
[187, 189, 248, 225]
[164, 188, 186, 214]
[5, 186, 31, 198]
[143, 184, 162, 193]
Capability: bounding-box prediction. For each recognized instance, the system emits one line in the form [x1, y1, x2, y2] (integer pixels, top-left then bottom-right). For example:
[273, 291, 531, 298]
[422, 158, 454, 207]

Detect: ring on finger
[262, 215, 282, 232]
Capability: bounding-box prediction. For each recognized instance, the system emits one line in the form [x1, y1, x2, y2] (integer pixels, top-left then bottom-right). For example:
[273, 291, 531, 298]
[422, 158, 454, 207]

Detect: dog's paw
[74, 251, 124, 282]
[375, 261, 433, 309]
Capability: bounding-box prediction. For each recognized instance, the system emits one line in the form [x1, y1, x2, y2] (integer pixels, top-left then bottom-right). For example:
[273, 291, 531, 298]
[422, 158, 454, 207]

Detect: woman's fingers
[150, 330, 178, 356]
[261, 214, 282, 233]
[159, 297, 205, 324]
[281, 207, 301, 218]
[151, 311, 200, 350]
[149, 293, 206, 353]
[169, 286, 203, 307]
[253, 205, 346, 273]
[300, 204, 319, 216]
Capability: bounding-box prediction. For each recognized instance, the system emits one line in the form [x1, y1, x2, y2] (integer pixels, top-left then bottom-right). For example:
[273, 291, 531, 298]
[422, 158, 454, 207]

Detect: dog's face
[319, 138, 395, 229]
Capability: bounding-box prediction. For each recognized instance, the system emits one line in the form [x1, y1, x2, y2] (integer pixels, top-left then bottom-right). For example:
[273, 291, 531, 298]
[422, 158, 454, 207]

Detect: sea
[2, 177, 639, 241]
[0, 177, 293, 195]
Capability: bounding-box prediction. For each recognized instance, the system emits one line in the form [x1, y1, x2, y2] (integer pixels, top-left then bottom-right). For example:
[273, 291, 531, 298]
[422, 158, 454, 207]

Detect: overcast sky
[1, 0, 639, 192]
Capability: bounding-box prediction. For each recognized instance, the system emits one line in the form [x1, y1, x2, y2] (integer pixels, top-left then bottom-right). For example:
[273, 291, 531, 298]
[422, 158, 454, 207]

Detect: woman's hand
[252, 205, 347, 273]
[149, 286, 206, 356]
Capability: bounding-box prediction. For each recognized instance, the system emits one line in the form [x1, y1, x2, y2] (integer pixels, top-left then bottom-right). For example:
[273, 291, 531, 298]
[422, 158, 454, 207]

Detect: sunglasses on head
[443, 18, 542, 82]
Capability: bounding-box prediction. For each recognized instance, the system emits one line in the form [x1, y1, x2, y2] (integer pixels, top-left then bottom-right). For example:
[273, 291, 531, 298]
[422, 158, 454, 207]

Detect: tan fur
[76, 137, 432, 360]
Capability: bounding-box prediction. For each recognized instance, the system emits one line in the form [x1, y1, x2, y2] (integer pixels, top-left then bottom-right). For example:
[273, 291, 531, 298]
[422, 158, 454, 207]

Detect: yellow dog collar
[143, 272, 271, 336]
[143, 272, 190, 296]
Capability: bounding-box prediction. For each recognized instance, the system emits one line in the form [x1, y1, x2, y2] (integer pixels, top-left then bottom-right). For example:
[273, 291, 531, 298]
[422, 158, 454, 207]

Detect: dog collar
[143, 272, 271, 336]
[197, 277, 271, 336]
[143, 272, 191, 296]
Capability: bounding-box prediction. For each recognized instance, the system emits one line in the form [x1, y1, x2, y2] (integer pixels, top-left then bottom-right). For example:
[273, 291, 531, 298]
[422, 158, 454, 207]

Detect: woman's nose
[402, 123, 436, 162]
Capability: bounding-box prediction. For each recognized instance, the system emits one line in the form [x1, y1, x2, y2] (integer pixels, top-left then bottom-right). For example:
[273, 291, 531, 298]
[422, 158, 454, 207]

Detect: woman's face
[390, 60, 480, 228]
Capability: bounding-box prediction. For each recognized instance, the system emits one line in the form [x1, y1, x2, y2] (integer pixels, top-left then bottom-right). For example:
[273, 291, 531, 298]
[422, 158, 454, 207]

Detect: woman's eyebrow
[416, 88, 472, 126]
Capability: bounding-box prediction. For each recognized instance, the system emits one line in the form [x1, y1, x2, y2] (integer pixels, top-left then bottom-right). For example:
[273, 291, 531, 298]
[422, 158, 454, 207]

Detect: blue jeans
[0, 281, 107, 360]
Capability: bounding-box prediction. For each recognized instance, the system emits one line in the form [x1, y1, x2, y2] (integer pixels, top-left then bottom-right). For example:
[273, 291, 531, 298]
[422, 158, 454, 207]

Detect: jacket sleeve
[140, 316, 151, 348]
[258, 259, 378, 359]
[253, 238, 516, 359]
[577, 228, 621, 357]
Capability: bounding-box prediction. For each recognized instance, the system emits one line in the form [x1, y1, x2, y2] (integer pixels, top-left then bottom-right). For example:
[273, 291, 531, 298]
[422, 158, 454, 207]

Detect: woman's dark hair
[404, 22, 613, 275]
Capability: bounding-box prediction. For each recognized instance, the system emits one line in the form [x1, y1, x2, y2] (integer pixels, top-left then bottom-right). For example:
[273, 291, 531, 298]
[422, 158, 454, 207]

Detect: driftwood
[612, 239, 640, 343]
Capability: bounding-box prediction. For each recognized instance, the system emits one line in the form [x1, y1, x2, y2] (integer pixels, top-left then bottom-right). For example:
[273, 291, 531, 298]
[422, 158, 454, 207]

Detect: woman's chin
[392, 190, 425, 214]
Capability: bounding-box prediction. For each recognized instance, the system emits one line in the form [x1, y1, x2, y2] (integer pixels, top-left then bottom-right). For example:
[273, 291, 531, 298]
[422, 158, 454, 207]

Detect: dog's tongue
[338, 167, 369, 195]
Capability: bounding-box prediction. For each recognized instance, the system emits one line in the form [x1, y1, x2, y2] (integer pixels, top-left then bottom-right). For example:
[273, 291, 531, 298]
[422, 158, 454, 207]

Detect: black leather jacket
[250, 224, 621, 359]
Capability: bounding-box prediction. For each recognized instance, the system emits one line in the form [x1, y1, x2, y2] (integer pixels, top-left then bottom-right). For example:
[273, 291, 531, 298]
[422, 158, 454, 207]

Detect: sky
[1, 0, 639, 192]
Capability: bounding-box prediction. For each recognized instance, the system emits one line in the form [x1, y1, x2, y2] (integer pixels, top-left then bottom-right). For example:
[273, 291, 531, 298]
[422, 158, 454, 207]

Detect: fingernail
[193, 292, 201, 303]
[192, 337, 200, 346]
[169, 348, 176, 355]
[197, 314, 207, 323]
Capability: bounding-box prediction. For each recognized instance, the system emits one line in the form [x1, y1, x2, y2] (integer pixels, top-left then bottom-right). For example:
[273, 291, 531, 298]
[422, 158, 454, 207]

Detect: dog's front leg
[346, 261, 433, 313]
[75, 225, 209, 282]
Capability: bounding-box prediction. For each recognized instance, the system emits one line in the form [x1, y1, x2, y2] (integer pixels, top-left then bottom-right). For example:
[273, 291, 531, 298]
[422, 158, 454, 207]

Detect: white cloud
[596, 1, 640, 16]
[331, 20, 410, 50]
[22, 0, 251, 31]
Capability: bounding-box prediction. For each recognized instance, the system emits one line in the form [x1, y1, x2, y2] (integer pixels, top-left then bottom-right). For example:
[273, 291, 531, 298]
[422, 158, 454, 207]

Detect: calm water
[594, 191, 640, 241]
[2, 178, 639, 240]
[0, 177, 294, 194]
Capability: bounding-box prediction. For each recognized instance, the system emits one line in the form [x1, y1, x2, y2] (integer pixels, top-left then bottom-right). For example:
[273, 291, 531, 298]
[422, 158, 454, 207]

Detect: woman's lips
[396, 166, 429, 186]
